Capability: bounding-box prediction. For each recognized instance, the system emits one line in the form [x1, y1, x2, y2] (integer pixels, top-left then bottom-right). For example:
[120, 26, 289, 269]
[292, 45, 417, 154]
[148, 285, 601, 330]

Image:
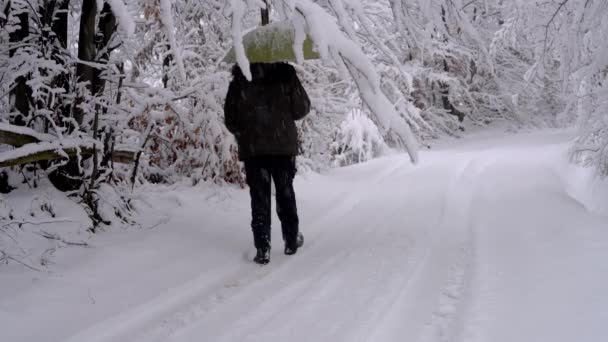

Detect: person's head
[231, 62, 296, 84]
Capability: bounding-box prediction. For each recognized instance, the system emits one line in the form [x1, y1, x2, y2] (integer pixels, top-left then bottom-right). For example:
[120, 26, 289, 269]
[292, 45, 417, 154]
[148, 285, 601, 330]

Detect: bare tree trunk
[51, 0, 71, 127]
[115, 63, 124, 105]
[261, 0, 270, 26]
[0, 2, 15, 194]
[441, 59, 465, 122]
[1, 1, 9, 27]
[0, 3, 15, 196]
[51, 0, 97, 192]
[163, 46, 172, 88]
[52, 0, 69, 49]
[75, 0, 97, 126]
[9, 3, 30, 126]
[89, 3, 117, 186]
[95, 3, 116, 98]
[91, 3, 115, 138]
[261, 0, 270, 25]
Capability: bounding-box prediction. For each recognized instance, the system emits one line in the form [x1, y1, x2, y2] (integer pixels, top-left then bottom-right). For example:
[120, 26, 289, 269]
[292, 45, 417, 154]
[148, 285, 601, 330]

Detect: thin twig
[37, 231, 89, 247]
[542, 0, 570, 58]
[2, 218, 75, 228]
[0, 226, 19, 244]
[131, 123, 155, 189]
[0, 251, 44, 272]
[461, 0, 478, 10]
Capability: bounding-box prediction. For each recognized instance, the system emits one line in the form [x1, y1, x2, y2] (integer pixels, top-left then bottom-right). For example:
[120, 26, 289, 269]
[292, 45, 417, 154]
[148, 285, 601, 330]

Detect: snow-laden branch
[105, 0, 135, 36]
[229, 0, 252, 80]
[159, 0, 186, 81]
[227, 0, 418, 162]
[292, 0, 419, 163]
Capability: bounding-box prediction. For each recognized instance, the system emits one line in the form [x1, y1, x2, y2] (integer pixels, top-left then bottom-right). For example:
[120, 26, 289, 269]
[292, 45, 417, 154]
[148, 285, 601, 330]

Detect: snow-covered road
[2, 130, 607, 342]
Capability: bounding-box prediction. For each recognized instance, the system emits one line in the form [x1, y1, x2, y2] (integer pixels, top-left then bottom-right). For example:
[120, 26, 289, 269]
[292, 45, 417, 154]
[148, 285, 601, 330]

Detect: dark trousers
[244, 156, 299, 250]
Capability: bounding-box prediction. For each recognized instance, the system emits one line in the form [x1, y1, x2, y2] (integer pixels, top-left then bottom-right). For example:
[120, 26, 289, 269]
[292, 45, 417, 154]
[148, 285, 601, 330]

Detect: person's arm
[290, 73, 311, 121]
[224, 80, 240, 135]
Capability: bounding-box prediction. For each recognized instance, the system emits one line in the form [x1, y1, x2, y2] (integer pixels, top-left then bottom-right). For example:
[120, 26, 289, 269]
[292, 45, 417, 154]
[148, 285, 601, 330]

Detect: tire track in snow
[162, 186, 394, 341]
[203, 156, 470, 342]
[366, 157, 491, 342]
[64, 153, 489, 342]
[160, 156, 417, 341]
[63, 175, 367, 342]
[414, 159, 485, 342]
[209, 250, 352, 342]
[155, 172, 373, 339]
[211, 191, 407, 342]
[415, 156, 498, 342]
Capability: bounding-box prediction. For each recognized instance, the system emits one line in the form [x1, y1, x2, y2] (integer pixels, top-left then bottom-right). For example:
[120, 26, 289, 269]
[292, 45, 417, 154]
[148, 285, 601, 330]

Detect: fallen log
[0, 122, 56, 147]
[0, 139, 136, 167]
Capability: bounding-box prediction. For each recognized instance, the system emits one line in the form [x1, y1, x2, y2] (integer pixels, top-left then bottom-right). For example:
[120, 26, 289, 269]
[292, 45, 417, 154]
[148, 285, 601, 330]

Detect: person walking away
[224, 62, 311, 265]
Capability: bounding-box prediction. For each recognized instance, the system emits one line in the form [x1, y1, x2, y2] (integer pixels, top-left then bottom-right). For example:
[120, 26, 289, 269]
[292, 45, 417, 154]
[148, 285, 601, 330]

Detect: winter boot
[285, 232, 304, 255]
[253, 247, 270, 265]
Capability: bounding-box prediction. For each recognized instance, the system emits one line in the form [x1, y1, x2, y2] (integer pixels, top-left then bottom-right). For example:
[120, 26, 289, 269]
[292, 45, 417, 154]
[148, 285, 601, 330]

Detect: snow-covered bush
[498, 0, 608, 176]
[572, 78, 608, 176]
[331, 108, 388, 166]
[119, 0, 246, 186]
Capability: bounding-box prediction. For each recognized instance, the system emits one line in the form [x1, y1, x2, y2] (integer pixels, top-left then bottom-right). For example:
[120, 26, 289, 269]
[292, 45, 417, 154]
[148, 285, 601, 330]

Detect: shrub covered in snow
[331, 109, 388, 167]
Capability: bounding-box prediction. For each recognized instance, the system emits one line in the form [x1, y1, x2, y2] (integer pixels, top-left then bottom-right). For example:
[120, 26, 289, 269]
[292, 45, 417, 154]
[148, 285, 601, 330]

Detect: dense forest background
[0, 0, 607, 264]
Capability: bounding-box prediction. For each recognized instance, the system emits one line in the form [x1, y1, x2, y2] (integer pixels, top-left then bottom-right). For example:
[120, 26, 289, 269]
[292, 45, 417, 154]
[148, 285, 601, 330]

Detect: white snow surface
[1, 129, 608, 342]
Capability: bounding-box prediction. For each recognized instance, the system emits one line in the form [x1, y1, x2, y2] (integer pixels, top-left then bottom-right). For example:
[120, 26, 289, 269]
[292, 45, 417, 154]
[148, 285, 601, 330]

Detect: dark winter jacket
[224, 63, 311, 160]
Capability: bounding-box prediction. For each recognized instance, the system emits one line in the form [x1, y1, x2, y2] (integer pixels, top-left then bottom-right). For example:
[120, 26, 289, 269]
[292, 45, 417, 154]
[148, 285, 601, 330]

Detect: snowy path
[2, 130, 608, 342]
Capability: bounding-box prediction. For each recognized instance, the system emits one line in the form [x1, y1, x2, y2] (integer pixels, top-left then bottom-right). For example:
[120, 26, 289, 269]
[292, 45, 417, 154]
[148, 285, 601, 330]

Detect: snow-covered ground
[1, 129, 607, 342]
